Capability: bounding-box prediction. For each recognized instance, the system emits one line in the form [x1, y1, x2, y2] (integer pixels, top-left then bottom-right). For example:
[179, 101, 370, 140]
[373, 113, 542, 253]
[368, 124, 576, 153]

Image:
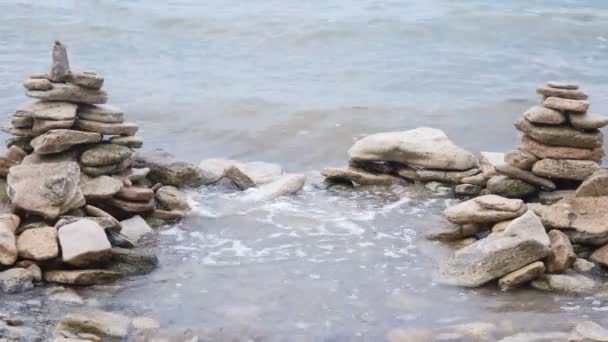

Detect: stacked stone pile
[457, 81, 608, 199]
[319, 127, 480, 190]
[0, 42, 198, 294]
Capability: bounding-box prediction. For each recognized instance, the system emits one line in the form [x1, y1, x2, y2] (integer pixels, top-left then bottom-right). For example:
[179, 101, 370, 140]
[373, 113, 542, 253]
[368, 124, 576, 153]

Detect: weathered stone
[147, 160, 204, 188]
[532, 159, 599, 181]
[23, 77, 52, 91]
[547, 81, 578, 90]
[576, 170, 608, 197]
[521, 135, 604, 162]
[460, 173, 487, 186]
[539, 190, 575, 205]
[65, 71, 104, 89]
[495, 163, 555, 190]
[474, 195, 523, 212]
[116, 186, 154, 202]
[31, 118, 74, 134]
[109, 198, 155, 213]
[11, 115, 33, 128]
[27, 83, 108, 104]
[77, 104, 124, 123]
[454, 184, 482, 196]
[54, 310, 130, 339]
[416, 168, 480, 183]
[531, 272, 596, 294]
[438, 211, 550, 287]
[16, 226, 58, 261]
[84, 205, 120, 228]
[544, 96, 589, 112]
[545, 230, 576, 273]
[444, 196, 528, 224]
[155, 186, 190, 211]
[198, 158, 284, 186]
[498, 261, 545, 290]
[537, 85, 588, 100]
[515, 118, 602, 149]
[7, 161, 84, 219]
[242, 174, 306, 202]
[321, 167, 406, 186]
[348, 127, 477, 171]
[590, 244, 608, 268]
[49, 41, 70, 82]
[523, 105, 566, 125]
[80, 144, 133, 167]
[426, 222, 480, 241]
[80, 156, 133, 176]
[570, 112, 608, 131]
[74, 119, 138, 136]
[224, 165, 257, 189]
[18, 101, 78, 121]
[80, 174, 123, 200]
[150, 209, 185, 221]
[0, 214, 19, 266]
[108, 247, 158, 275]
[504, 149, 538, 170]
[110, 136, 142, 149]
[573, 258, 596, 273]
[58, 219, 112, 267]
[30, 129, 101, 154]
[535, 196, 608, 245]
[569, 321, 608, 342]
[0, 268, 33, 293]
[480, 152, 505, 178]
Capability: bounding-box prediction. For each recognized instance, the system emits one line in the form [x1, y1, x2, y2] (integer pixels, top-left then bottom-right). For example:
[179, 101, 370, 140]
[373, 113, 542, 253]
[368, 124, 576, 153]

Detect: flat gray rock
[348, 127, 477, 171]
[515, 118, 602, 149]
[569, 321, 608, 342]
[23, 78, 52, 91]
[531, 272, 596, 294]
[495, 162, 556, 190]
[523, 105, 566, 125]
[569, 112, 608, 130]
[532, 158, 599, 181]
[242, 174, 306, 202]
[58, 218, 112, 267]
[536, 85, 588, 100]
[27, 83, 108, 104]
[546, 81, 578, 90]
[80, 174, 124, 200]
[74, 119, 138, 136]
[321, 166, 406, 186]
[543, 96, 589, 113]
[119, 215, 153, 242]
[77, 104, 124, 123]
[110, 135, 142, 148]
[66, 70, 104, 89]
[521, 135, 604, 162]
[80, 144, 134, 167]
[30, 129, 101, 154]
[444, 196, 528, 224]
[17, 101, 77, 121]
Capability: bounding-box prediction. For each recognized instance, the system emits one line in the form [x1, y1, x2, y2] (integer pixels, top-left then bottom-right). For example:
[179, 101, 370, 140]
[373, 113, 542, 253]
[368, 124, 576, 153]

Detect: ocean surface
[1, 0, 608, 340]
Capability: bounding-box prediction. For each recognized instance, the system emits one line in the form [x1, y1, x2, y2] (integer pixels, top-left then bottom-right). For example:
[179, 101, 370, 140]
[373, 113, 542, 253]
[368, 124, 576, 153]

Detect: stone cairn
[0, 42, 195, 294]
[457, 81, 607, 200]
[434, 82, 608, 293]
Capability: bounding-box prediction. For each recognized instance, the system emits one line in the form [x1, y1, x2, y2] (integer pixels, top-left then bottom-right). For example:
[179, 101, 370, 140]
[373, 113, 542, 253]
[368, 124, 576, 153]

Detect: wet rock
[535, 196, 608, 245]
[54, 310, 130, 340]
[521, 135, 604, 162]
[448, 322, 497, 341]
[16, 226, 58, 261]
[539, 190, 575, 205]
[58, 219, 112, 267]
[0, 268, 34, 293]
[498, 332, 570, 342]
[544, 96, 589, 112]
[590, 244, 608, 268]
[18, 101, 78, 121]
[474, 195, 523, 212]
[27, 83, 108, 104]
[107, 248, 158, 275]
[531, 272, 596, 294]
[80, 144, 133, 167]
[523, 105, 566, 125]
[498, 261, 545, 290]
[438, 211, 551, 287]
[155, 186, 190, 211]
[424, 181, 452, 194]
[46, 286, 85, 305]
[119, 215, 153, 242]
[505, 148, 538, 170]
[149, 209, 185, 221]
[7, 161, 85, 219]
[573, 258, 596, 273]
[385, 327, 435, 342]
[56, 215, 120, 233]
[66, 71, 104, 89]
[321, 167, 406, 186]
[546, 230, 576, 273]
[74, 119, 138, 136]
[50, 41, 70, 82]
[32, 117, 75, 134]
[454, 183, 483, 196]
[480, 152, 505, 178]
[80, 174, 123, 200]
[198, 158, 284, 185]
[44, 269, 121, 285]
[570, 113, 608, 130]
[486, 175, 537, 199]
[109, 198, 155, 213]
[576, 170, 608, 197]
[147, 159, 204, 188]
[536, 85, 588, 100]
[243, 174, 306, 202]
[23, 77, 52, 91]
[224, 165, 257, 190]
[0, 214, 19, 266]
[444, 196, 528, 224]
[77, 104, 124, 123]
[109, 136, 142, 149]
[81, 157, 133, 176]
[30, 129, 101, 154]
[495, 162, 555, 190]
[460, 173, 487, 186]
[569, 321, 608, 342]
[416, 168, 480, 183]
[348, 127, 477, 171]
[532, 159, 599, 181]
[515, 118, 602, 149]
[116, 186, 154, 202]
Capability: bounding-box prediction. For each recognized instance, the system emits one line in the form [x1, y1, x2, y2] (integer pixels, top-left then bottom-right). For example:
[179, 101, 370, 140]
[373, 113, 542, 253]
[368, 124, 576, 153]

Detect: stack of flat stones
[0, 42, 194, 294]
[459, 82, 607, 200]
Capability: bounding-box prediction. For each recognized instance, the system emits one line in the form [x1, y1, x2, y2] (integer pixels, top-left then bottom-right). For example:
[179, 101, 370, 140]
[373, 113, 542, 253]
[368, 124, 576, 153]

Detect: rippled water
[2, 0, 608, 339]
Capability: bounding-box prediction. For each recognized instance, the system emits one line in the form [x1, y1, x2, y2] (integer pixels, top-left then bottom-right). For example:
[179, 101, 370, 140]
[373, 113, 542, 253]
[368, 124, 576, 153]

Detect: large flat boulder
[532, 159, 600, 181]
[444, 195, 528, 224]
[437, 211, 551, 287]
[30, 129, 101, 154]
[7, 161, 84, 219]
[54, 310, 130, 339]
[27, 83, 108, 104]
[515, 118, 603, 149]
[16, 101, 77, 121]
[348, 127, 477, 171]
[57, 219, 112, 267]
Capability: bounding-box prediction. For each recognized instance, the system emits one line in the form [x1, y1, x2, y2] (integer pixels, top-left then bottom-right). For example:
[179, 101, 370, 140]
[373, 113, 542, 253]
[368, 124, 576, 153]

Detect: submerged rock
[224, 165, 257, 190]
[531, 272, 596, 294]
[569, 321, 608, 342]
[54, 310, 130, 340]
[44, 269, 121, 285]
[0, 268, 34, 293]
[498, 332, 570, 342]
[242, 174, 306, 201]
[107, 248, 158, 275]
[348, 127, 477, 171]
[438, 211, 551, 287]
